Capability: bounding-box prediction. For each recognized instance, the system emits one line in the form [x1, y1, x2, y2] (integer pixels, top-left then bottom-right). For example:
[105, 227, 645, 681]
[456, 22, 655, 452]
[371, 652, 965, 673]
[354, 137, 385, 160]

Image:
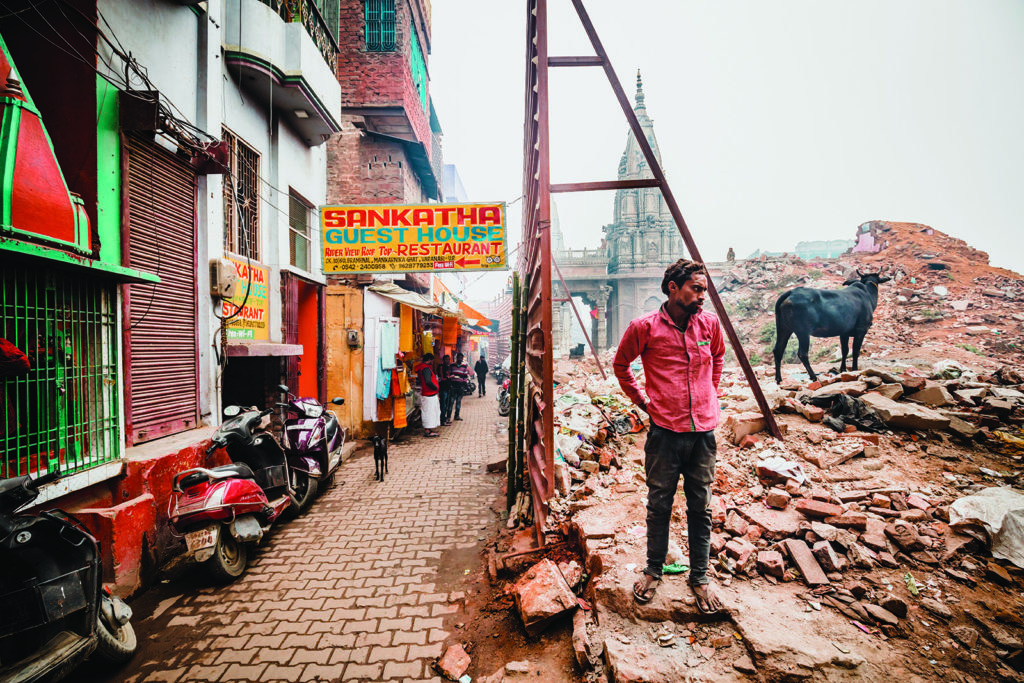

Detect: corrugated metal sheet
[124, 134, 199, 444]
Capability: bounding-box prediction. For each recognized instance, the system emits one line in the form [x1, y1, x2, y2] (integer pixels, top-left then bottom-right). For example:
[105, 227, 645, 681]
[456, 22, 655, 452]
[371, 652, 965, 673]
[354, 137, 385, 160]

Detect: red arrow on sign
[454, 258, 481, 268]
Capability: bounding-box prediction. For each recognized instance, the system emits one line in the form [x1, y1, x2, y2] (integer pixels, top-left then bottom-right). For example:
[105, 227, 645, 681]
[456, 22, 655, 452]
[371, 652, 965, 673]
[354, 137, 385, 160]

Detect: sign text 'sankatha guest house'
[321, 203, 507, 273]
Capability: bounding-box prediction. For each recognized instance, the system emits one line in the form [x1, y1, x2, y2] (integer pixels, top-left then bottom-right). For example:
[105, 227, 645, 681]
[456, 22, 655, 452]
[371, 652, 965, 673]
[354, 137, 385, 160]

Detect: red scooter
[169, 406, 294, 581]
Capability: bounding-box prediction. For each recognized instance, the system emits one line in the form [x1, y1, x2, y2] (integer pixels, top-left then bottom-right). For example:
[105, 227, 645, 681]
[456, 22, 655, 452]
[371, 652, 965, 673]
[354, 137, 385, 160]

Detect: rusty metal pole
[569, 0, 782, 439]
[552, 257, 608, 381]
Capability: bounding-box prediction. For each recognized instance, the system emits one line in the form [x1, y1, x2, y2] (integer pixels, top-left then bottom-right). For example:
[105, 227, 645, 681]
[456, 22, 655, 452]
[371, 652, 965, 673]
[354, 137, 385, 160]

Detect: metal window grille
[288, 193, 312, 272]
[365, 0, 396, 52]
[409, 27, 428, 111]
[222, 128, 261, 261]
[1, 263, 119, 478]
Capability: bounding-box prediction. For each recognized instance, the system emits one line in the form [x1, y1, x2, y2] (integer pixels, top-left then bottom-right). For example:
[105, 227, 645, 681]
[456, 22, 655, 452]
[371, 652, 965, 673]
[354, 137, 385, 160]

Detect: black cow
[773, 270, 891, 383]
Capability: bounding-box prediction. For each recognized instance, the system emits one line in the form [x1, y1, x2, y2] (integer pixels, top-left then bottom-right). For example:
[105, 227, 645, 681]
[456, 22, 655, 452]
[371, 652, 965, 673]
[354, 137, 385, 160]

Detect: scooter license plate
[185, 526, 218, 553]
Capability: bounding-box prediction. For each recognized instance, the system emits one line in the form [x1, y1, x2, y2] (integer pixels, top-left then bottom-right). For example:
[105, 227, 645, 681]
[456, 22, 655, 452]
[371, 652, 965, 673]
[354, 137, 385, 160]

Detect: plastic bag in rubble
[804, 393, 886, 433]
[555, 432, 583, 467]
[556, 392, 590, 408]
[932, 359, 967, 380]
[949, 487, 1024, 568]
[756, 454, 808, 486]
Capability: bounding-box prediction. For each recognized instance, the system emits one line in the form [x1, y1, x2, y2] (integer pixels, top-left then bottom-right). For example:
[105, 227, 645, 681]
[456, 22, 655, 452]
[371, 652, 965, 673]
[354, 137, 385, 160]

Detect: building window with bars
[222, 128, 261, 261]
[365, 0, 396, 52]
[289, 192, 313, 272]
[1, 264, 119, 477]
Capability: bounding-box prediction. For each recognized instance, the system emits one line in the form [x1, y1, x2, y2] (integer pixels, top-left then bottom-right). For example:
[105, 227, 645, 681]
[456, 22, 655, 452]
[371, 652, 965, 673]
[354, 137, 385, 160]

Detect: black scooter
[0, 472, 137, 683]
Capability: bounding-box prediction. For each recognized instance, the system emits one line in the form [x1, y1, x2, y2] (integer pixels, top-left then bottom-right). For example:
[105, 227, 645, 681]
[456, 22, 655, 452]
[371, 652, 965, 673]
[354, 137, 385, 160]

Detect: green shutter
[365, 0, 395, 52]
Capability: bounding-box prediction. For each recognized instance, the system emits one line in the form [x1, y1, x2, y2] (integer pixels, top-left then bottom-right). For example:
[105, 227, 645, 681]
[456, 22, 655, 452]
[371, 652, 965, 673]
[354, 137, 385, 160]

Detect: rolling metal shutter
[123, 134, 199, 444]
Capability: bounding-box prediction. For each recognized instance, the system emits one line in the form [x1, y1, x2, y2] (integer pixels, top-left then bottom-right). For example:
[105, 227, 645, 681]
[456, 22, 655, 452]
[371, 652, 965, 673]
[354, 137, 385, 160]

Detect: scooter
[498, 378, 511, 417]
[169, 406, 294, 582]
[277, 385, 346, 513]
[0, 472, 137, 683]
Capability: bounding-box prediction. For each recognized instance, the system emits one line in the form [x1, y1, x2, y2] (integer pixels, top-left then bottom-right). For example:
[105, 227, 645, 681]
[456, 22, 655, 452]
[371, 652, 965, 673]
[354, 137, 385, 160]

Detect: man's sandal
[632, 573, 660, 604]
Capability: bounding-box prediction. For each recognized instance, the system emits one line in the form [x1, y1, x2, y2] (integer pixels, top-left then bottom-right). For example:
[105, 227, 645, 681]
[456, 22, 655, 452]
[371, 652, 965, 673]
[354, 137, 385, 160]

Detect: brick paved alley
[107, 387, 507, 683]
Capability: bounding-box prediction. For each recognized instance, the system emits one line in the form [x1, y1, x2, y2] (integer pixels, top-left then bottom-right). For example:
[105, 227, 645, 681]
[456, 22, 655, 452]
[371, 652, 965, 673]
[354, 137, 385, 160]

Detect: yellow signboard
[224, 257, 270, 341]
[321, 202, 507, 273]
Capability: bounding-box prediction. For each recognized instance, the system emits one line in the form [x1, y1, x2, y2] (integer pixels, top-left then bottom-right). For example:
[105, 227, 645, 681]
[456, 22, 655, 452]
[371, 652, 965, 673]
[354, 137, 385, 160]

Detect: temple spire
[635, 69, 646, 111]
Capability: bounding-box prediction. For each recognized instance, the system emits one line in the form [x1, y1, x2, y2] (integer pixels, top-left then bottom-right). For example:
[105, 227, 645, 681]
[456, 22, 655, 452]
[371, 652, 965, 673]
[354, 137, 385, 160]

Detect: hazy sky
[430, 1, 1024, 301]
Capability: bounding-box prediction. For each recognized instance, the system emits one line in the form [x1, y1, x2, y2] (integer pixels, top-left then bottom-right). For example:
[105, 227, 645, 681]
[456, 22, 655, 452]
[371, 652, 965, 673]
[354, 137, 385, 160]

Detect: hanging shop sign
[321, 202, 507, 273]
[224, 257, 270, 341]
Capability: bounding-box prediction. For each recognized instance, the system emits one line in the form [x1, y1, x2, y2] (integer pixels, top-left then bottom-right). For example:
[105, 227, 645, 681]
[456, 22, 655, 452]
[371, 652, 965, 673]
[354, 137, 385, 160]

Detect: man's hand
[636, 397, 650, 413]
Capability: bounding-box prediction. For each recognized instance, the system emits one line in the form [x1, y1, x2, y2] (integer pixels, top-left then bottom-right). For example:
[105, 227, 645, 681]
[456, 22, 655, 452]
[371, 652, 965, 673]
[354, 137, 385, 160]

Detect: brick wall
[326, 120, 425, 204]
[336, 0, 432, 149]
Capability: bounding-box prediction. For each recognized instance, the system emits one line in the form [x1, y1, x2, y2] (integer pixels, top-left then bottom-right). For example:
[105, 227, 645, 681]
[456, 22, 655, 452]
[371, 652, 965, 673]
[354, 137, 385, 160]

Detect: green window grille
[365, 0, 396, 52]
[1, 263, 120, 478]
[409, 26, 428, 112]
[288, 193, 312, 272]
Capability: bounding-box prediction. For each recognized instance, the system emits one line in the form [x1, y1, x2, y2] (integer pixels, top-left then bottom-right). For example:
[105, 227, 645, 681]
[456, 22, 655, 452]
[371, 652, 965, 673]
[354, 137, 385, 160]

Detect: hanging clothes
[376, 356, 391, 400]
[442, 316, 458, 345]
[393, 397, 407, 429]
[399, 306, 414, 352]
[376, 396, 394, 421]
[380, 321, 399, 370]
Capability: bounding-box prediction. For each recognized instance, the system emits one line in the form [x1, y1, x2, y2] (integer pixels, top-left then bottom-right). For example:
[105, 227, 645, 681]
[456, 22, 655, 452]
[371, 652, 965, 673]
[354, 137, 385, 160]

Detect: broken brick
[812, 540, 843, 573]
[824, 513, 868, 531]
[724, 537, 757, 566]
[780, 539, 830, 586]
[795, 499, 844, 519]
[765, 488, 791, 509]
[710, 532, 729, 556]
[905, 494, 931, 511]
[756, 550, 785, 579]
[725, 510, 749, 537]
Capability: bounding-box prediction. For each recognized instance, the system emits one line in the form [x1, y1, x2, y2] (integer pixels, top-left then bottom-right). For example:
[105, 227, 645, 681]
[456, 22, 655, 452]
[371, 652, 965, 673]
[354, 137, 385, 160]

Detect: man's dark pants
[477, 373, 487, 396]
[440, 386, 453, 423]
[452, 390, 464, 419]
[643, 424, 717, 585]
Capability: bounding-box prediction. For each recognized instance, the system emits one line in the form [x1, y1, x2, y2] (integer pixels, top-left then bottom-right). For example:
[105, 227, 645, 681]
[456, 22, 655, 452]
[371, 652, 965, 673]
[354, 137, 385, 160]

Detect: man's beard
[683, 301, 702, 314]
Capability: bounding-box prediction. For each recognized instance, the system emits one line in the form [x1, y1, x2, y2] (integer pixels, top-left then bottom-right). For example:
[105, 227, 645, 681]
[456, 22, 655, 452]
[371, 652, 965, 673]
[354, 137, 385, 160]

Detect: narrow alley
[94, 390, 508, 683]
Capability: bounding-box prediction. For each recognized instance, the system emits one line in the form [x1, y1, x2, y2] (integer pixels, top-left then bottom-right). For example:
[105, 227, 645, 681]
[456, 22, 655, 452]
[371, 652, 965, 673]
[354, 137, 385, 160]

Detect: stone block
[513, 558, 578, 636]
[727, 412, 767, 445]
[437, 644, 471, 680]
[812, 540, 843, 572]
[907, 384, 956, 407]
[572, 610, 600, 668]
[756, 550, 785, 579]
[725, 510, 749, 537]
[860, 392, 951, 430]
[725, 537, 757, 566]
[874, 383, 904, 401]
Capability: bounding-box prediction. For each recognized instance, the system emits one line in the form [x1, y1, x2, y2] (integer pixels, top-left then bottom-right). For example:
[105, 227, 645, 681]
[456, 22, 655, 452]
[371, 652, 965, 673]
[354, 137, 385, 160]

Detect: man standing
[449, 353, 471, 421]
[474, 356, 489, 397]
[438, 354, 454, 426]
[414, 353, 441, 438]
[612, 259, 725, 613]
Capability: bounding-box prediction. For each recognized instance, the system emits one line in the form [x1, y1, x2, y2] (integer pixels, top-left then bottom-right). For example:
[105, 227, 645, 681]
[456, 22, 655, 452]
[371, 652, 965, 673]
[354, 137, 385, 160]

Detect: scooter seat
[210, 463, 256, 480]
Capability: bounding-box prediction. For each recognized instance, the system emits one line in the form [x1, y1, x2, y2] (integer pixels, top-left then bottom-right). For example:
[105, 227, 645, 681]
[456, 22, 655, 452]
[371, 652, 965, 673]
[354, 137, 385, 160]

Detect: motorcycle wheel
[285, 470, 318, 518]
[207, 530, 247, 582]
[94, 612, 138, 663]
[498, 397, 510, 417]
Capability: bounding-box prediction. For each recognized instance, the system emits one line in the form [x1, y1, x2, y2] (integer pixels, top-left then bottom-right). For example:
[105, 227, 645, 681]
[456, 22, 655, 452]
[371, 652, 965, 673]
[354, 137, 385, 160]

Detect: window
[365, 0, 395, 52]
[289, 192, 313, 272]
[409, 26, 428, 111]
[1, 264, 119, 477]
[222, 128, 261, 261]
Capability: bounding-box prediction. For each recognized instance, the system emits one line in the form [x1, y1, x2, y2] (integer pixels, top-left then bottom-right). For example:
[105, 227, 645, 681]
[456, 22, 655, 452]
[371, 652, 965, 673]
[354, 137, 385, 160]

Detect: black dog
[373, 435, 389, 482]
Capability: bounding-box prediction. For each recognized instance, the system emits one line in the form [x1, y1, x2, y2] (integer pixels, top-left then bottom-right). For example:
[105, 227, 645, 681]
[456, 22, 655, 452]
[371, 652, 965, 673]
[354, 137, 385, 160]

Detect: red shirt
[613, 306, 725, 432]
[415, 362, 439, 396]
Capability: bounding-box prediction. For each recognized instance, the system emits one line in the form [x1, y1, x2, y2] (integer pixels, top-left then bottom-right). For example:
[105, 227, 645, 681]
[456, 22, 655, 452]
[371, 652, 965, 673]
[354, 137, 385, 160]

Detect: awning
[225, 343, 303, 357]
[459, 301, 493, 327]
[369, 282, 467, 322]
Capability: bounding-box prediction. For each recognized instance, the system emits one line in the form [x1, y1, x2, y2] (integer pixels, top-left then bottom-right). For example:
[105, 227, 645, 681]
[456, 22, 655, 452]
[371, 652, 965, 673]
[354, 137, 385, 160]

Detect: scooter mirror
[223, 405, 241, 417]
[278, 384, 290, 394]
[331, 397, 345, 405]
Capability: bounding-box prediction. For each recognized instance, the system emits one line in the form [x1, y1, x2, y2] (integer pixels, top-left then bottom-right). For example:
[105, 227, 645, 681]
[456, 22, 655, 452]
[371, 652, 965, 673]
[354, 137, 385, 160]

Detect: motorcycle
[169, 406, 294, 581]
[0, 472, 137, 682]
[497, 378, 511, 417]
[277, 385, 346, 514]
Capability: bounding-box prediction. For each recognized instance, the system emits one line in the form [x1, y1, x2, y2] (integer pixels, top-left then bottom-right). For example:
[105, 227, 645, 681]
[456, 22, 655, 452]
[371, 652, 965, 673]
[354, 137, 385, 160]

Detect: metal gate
[517, 0, 780, 542]
[0, 263, 119, 477]
[123, 134, 199, 445]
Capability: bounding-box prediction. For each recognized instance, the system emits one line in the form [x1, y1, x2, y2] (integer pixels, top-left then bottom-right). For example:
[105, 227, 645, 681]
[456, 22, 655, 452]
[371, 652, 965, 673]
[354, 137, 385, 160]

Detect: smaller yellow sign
[223, 257, 270, 341]
[321, 202, 507, 274]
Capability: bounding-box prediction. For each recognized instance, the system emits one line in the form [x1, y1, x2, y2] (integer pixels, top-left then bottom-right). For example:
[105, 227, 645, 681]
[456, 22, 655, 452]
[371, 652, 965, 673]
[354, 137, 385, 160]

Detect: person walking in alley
[439, 354, 454, 426]
[414, 353, 442, 437]
[449, 353, 471, 421]
[474, 356, 489, 397]
[612, 258, 726, 614]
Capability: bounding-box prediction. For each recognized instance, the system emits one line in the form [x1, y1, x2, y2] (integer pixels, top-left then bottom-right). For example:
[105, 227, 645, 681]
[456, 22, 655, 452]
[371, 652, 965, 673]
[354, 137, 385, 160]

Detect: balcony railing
[558, 248, 608, 266]
[259, 0, 340, 72]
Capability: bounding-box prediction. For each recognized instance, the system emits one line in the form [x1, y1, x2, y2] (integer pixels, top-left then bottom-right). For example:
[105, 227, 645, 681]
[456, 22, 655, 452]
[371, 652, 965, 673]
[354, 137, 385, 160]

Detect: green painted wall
[96, 77, 121, 265]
